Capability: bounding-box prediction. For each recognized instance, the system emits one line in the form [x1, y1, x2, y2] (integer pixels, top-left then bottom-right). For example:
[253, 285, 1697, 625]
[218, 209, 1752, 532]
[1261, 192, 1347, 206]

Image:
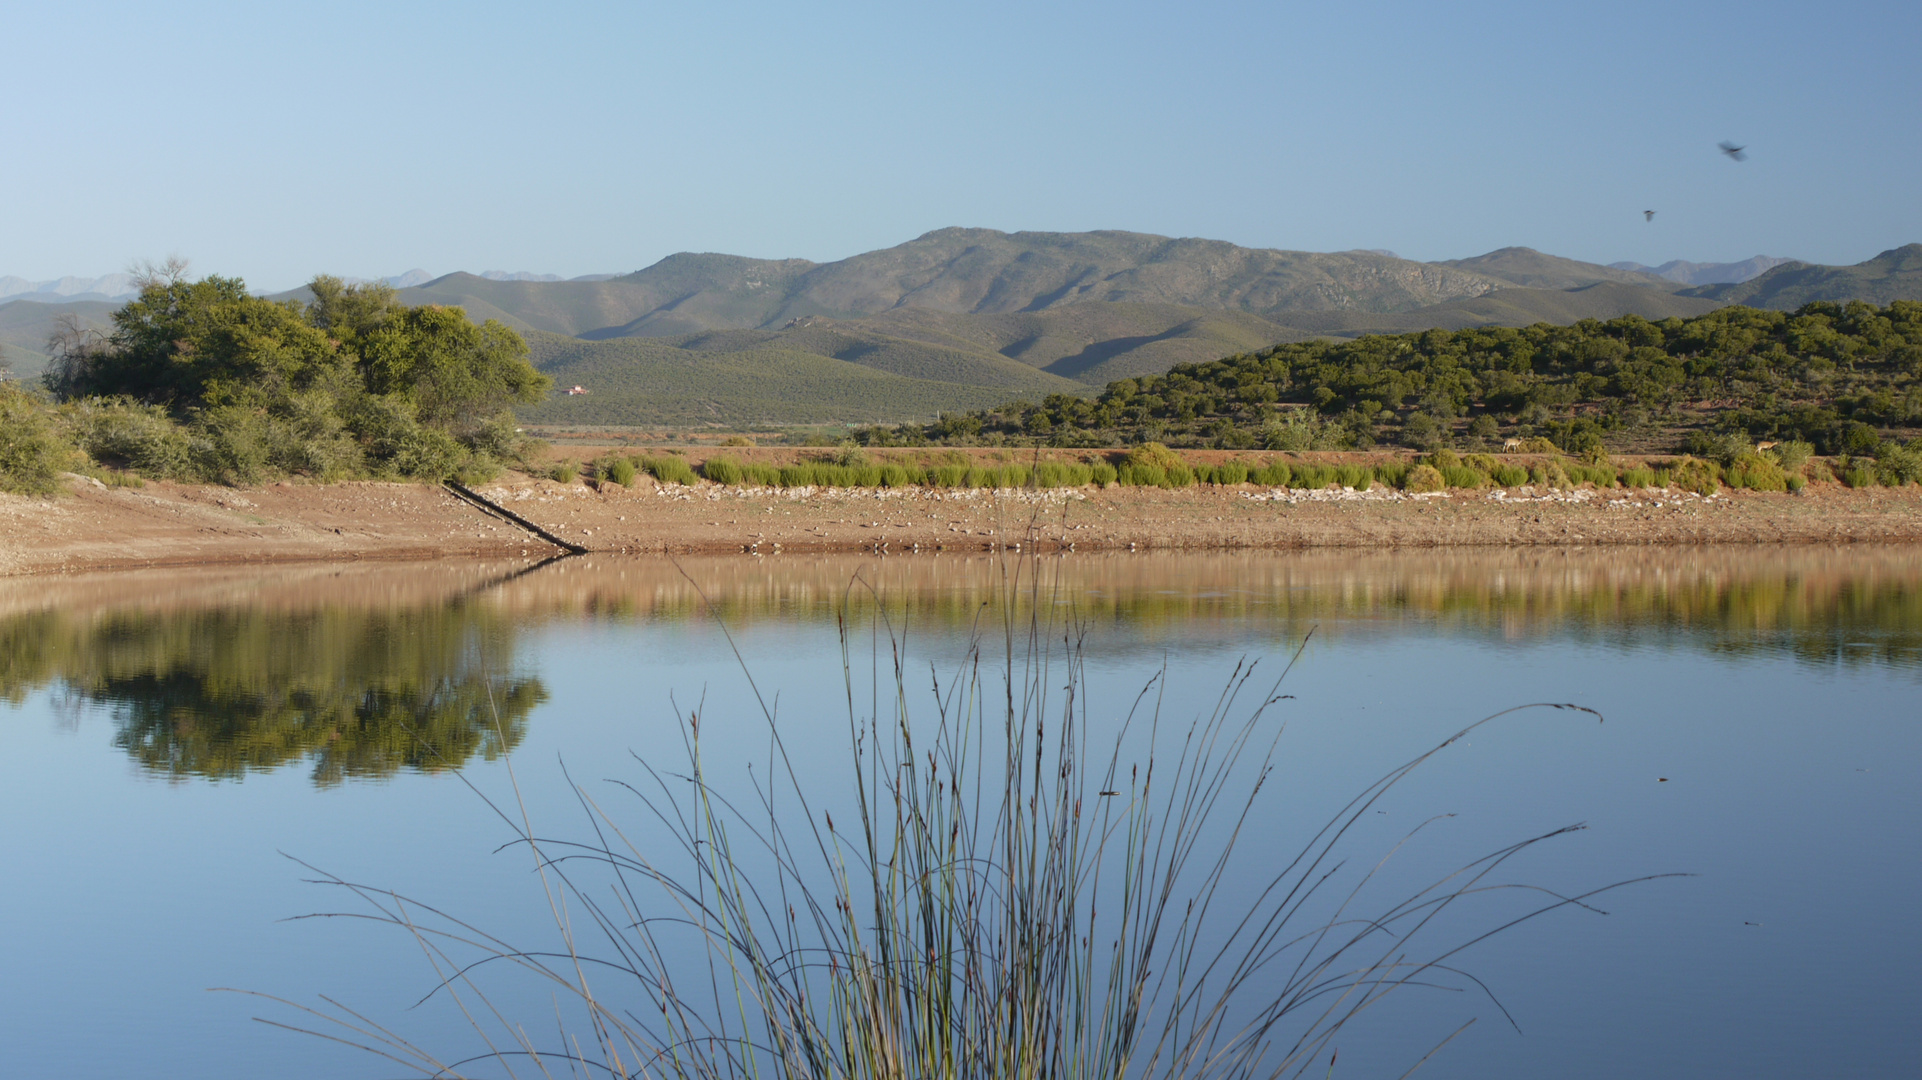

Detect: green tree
[44, 267, 552, 482]
[361, 304, 549, 435]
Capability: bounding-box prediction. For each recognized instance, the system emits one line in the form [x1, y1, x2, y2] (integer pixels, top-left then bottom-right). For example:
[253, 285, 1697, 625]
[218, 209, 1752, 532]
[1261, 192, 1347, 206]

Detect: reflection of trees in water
[3, 552, 1918, 784]
[3, 606, 541, 785]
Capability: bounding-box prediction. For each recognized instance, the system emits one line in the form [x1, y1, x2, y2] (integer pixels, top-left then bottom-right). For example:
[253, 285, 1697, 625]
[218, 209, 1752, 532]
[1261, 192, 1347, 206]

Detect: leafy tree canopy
[44, 268, 551, 483]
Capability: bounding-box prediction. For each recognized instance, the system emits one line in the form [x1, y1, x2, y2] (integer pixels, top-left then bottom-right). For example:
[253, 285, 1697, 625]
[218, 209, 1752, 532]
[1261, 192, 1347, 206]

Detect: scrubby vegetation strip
[851, 300, 1922, 470]
[559, 435, 1905, 498]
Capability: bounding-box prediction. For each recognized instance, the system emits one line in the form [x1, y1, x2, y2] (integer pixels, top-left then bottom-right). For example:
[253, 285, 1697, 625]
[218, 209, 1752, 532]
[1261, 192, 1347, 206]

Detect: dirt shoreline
[5, 471, 1922, 576]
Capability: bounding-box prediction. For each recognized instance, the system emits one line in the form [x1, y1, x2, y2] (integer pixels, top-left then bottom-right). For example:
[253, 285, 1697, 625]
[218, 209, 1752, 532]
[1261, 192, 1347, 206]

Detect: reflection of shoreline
[3, 547, 1918, 783]
[5, 547, 1922, 627]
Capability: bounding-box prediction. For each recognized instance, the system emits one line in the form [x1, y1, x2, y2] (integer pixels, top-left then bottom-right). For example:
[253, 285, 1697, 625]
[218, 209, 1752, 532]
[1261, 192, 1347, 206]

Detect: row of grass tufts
[551, 438, 1922, 498]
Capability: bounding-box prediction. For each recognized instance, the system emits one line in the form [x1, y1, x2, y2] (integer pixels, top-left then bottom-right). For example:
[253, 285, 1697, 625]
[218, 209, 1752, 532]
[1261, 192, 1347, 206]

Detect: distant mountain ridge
[1608, 256, 1794, 286]
[0, 273, 138, 304]
[1679, 245, 1922, 309]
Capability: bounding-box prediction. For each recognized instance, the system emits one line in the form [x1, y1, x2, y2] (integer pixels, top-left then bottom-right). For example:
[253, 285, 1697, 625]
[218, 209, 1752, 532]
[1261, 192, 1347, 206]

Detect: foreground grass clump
[266, 566, 1662, 1080]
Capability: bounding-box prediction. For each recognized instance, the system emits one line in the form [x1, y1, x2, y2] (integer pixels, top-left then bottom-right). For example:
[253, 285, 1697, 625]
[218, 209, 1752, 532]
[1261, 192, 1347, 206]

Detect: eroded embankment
[4, 472, 1922, 576]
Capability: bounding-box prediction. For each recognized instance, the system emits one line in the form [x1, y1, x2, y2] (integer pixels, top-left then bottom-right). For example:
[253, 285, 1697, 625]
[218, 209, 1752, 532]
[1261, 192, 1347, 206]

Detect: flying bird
[1644, 210, 1656, 222]
[1719, 141, 1748, 162]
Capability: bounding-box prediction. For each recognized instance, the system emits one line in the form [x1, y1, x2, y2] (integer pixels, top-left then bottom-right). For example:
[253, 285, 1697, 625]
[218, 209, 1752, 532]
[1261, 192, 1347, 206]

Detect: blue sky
[5, 0, 1917, 290]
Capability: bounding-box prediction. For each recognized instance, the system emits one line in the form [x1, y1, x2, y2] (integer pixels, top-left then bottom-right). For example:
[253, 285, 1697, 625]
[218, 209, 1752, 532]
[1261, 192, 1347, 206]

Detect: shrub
[1774, 440, 1814, 471]
[1725, 453, 1788, 492]
[1786, 473, 1808, 492]
[1291, 464, 1336, 489]
[1373, 461, 1409, 488]
[1251, 461, 1292, 487]
[1425, 448, 1463, 470]
[0, 386, 72, 495]
[1567, 464, 1619, 488]
[879, 463, 912, 487]
[1089, 462, 1118, 487]
[451, 456, 501, 486]
[1118, 463, 1165, 487]
[1620, 467, 1657, 489]
[1527, 459, 1574, 489]
[465, 411, 524, 460]
[1438, 465, 1487, 489]
[1876, 440, 1922, 486]
[701, 457, 742, 485]
[1124, 442, 1187, 474]
[932, 463, 967, 487]
[187, 406, 274, 485]
[1492, 464, 1529, 487]
[643, 455, 699, 486]
[743, 463, 783, 486]
[1213, 461, 1249, 485]
[604, 458, 638, 487]
[1334, 464, 1372, 490]
[1403, 463, 1446, 493]
[1669, 456, 1722, 495]
[59, 397, 192, 478]
[722, 435, 753, 447]
[548, 462, 579, 483]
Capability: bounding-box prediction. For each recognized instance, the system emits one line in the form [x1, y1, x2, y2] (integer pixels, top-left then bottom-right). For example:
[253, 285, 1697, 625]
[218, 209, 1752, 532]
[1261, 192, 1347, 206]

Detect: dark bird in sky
[1719, 141, 1748, 162]
[1644, 210, 1656, 222]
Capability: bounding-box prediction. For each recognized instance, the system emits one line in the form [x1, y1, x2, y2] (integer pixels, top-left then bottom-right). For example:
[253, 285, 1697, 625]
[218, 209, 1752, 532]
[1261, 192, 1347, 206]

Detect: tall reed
[254, 560, 1663, 1080]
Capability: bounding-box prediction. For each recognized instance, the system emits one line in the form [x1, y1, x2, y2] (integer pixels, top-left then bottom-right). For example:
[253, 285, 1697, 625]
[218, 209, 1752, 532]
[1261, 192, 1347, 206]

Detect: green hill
[806, 303, 1315, 383]
[518, 332, 1047, 427]
[1681, 244, 1922, 308]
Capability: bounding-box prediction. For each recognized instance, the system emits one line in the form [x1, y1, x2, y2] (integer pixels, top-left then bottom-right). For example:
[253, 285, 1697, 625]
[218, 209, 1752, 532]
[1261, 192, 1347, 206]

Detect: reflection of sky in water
[1, 549, 1919, 1079]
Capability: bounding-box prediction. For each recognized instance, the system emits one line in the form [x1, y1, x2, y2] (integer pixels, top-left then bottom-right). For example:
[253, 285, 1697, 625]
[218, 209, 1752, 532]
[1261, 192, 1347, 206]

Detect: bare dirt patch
[5, 470, 1922, 577]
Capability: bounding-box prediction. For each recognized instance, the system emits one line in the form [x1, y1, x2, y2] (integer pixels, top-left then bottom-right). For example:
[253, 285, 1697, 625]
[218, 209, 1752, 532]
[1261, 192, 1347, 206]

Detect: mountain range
[0, 273, 140, 304]
[1676, 244, 1922, 309]
[1608, 256, 1795, 286]
[6, 232, 1917, 425]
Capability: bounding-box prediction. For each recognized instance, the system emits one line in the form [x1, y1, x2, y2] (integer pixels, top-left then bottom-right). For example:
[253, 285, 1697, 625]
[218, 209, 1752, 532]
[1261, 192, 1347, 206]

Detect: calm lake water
[3, 548, 1919, 1079]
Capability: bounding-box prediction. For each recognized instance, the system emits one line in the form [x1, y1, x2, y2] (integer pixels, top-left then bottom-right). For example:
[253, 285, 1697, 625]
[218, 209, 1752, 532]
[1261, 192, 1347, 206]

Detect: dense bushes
[34, 270, 548, 485]
[859, 301, 1922, 455]
[0, 385, 71, 495]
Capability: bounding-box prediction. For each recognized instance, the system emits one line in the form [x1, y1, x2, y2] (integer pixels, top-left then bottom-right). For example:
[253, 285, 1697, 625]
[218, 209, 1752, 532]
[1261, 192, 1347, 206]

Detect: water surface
[2, 548, 1918, 1078]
